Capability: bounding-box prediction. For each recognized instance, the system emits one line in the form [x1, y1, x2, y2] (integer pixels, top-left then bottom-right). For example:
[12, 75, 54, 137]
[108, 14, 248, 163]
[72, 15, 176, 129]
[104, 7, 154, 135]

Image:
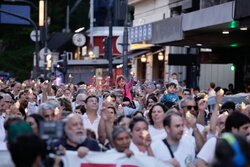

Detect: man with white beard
[55, 113, 100, 155]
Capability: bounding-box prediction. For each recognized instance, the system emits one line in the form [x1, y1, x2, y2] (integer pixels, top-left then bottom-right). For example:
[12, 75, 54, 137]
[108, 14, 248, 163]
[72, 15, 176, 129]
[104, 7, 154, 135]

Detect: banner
[61, 151, 173, 167]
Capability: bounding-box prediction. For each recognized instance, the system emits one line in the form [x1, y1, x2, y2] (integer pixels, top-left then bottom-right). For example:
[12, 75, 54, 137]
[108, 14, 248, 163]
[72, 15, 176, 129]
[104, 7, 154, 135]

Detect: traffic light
[103, 37, 109, 60]
[55, 53, 67, 74]
[230, 64, 235, 71]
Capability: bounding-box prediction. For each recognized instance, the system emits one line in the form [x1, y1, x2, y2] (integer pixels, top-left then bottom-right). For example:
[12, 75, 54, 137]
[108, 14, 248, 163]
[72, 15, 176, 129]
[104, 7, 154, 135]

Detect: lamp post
[0, 9, 39, 79]
[122, 0, 129, 79]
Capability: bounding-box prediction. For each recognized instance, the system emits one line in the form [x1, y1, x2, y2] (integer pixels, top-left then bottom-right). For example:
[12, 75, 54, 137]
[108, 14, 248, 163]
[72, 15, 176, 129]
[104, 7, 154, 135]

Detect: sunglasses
[184, 105, 198, 110]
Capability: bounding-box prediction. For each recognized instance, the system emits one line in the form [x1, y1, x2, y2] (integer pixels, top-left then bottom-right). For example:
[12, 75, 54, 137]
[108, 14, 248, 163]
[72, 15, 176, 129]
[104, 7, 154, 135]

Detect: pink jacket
[122, 79, 133, 102]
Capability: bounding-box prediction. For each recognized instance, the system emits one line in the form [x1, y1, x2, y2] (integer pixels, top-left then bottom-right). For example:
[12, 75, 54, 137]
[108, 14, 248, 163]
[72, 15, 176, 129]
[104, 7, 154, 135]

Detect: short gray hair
[112, 126, 130, 140]
[2, 93, 12, 99]
[38, 103, 54, 116]
[179, 96, 194, 108]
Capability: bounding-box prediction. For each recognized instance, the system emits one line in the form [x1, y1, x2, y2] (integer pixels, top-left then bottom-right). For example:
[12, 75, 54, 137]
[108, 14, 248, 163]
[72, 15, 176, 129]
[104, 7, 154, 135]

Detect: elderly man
[179, 96, 205, 153]
[55, 113, 100, 153]
[38, 103, 54, 121]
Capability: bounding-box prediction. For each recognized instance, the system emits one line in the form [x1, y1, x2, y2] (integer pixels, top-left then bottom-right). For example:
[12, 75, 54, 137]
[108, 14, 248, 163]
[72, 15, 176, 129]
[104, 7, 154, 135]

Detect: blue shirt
[160, 93, 179, 104]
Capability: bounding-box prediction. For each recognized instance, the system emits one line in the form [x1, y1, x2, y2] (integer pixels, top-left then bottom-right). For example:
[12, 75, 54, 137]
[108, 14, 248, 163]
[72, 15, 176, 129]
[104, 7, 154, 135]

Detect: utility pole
[66, 0, 70, 32]
[107, 1, 113, 86]
[122, 0, 129, 79]
[90, 0, 94, 51]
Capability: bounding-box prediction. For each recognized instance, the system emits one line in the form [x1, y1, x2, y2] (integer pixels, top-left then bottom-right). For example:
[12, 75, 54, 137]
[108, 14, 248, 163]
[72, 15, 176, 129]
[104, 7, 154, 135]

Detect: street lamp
[141, 55, 147, 63]
[158, 52, 164, 61]
[39, 0, 44, 26]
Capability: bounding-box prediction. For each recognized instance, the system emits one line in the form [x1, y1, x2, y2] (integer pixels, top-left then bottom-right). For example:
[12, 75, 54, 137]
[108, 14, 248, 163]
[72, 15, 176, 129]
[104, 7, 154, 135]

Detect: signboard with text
[128, 23, 152, 44]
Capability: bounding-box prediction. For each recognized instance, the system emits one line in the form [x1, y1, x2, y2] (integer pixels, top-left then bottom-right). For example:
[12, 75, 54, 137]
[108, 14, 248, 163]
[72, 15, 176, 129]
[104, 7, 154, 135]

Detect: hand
[186, 113, 196, 128]
[216, 91, 223, 104]
[167, 158, 180, 167]
[58, 145, 66, 155]
[130, 72, 135, 77]
[198, 99, 208, 111]
[123, 149, 134, 158]
[77, 146, 89, 158]
[142, 132, 152, 148]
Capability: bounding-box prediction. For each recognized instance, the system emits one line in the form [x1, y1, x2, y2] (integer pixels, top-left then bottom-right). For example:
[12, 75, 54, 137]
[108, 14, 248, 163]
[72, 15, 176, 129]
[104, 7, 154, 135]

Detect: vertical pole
[44, 0, 48, 79]
[35, 30, 39, 79]
[108, 4, 113, 87]
[66, 0, 70, 32]
[122, 0, 129, 79]
[90, 0, 94, 49]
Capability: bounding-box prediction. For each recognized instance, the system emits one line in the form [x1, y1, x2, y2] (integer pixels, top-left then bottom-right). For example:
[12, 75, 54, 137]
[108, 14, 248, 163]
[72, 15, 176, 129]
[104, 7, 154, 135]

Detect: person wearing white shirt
[151, 111, 196, 167]
[82, 95, 100, 138]
[148, 103, 168, 141]
[128, 116, 153, 156]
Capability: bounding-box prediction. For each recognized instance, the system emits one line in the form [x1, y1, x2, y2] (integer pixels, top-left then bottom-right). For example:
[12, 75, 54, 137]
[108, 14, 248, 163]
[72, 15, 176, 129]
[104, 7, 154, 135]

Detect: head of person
[2, 93, 13, 110]
[148, 103, 167, 125]
[64, 89, 71, 98]
[26, 114, 44, 134]
[146, 94, 158, 109]
[182, 88, 191, 98]
[129, 116, 148, 145]
[166, 83, 177, 94]
[224, 112, 250, 137]
[146, 83, 155, 94]
[114, 90, 123, 105]
[115, 115, 131, 128]
[107, 106, 116, 120]
[213, 133, 248, 167]
[180, 96, 198, 117]
[9, 133, 44, 167]
[64, 113, 86, 145]
[112, 126, 130, 152]
[38, 103, 54, 121]
[4, 116, 24, 140]
[132, 111, 144, 118]
[163, 111, 183, 142]
[116, 75, 127, 89]
[210, 82, 216, 89]
[172, 73, 177, 80]
[58, 97, 73, 112]
[216, 113, 228, 131]
[13, 83, 22, 94]
[76, 93, 87, 106]
[221, 101, 235, 114]
[85, 95, 99, 112]
[122, 97, 131, 107]
[193, 87, 200, 95]
[75, 105, 86, 115]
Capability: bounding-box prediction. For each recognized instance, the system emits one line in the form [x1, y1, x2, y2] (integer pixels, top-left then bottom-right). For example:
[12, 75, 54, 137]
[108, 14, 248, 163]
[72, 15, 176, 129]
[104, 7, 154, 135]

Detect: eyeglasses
[184, 105, 198, 110]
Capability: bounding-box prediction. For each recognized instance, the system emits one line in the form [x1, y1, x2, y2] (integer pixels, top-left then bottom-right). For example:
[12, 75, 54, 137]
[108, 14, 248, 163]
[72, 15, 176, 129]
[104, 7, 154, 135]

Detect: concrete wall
[199, 64, 235, 90]
[129, 0, 170, 26]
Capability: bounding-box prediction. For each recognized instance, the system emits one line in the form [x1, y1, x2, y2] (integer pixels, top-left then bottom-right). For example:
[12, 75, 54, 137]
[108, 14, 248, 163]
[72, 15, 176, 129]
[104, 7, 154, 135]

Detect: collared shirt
[0, 113, 7, 150]
[82, 113, 100, 138]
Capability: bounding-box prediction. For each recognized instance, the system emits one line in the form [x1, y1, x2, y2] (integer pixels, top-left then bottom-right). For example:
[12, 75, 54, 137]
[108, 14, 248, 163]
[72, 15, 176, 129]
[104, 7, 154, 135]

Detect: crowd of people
[0, 73, 249, 167]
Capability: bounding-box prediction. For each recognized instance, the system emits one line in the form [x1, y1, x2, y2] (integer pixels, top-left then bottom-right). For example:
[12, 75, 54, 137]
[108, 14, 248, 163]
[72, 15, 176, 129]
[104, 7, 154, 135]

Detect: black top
[54, 138, 100, 151]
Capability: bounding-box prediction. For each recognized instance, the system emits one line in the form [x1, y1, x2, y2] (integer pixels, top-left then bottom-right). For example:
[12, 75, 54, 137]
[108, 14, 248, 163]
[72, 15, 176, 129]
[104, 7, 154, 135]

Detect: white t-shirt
[129, 141, 147, 156]
[151, 135, 196, 167]
[82, 113, 100, 138]
[0, 113, 7, 151]
[183, 123, 204, 136]
[148, 125, 167, 141]
[197, 137, 217, 164]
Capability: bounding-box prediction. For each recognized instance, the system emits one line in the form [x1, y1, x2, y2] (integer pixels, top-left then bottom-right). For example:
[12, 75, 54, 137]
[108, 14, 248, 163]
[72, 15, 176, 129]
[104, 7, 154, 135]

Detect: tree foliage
[0, 0, 90, 81]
